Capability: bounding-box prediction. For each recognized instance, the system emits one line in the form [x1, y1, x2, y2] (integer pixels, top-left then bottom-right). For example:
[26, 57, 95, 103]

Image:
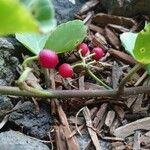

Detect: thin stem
[118, 63, 143, 95]
[17, 67, 32, 89]
[42, 68, 50, 88]
[0, 85, 149, 98]
[22, 56, 38, 69]
[87, 69, 112, 90]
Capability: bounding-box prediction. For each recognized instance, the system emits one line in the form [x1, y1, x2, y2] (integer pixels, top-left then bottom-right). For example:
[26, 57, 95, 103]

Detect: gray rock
[53, 0, 86, 24]
[0, 37, 21, 121]
[9, 101, 53, 139]
[100, 0, 150, 17]
[0, 96, 13, 120]
[0, 130, 50, 150]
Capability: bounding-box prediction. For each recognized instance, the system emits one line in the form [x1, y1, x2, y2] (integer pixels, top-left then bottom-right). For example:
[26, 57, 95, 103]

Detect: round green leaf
[45, 20, 87, 53]
[20, 0, 56, 33]
[0, 0, 39, 35]
[133, 25, 150, 64]
[16, 33, 49, 55]
[120, 32, 138, 56]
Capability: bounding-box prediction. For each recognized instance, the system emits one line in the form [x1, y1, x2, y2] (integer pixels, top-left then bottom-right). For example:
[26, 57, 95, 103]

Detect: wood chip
[105, 27, 120, 49]
[114, 105, 125, 121]
[112, 61, 123, 89]
[92, 13, 137, 29]
[83, 107, 102, 150]
[133, 131, 141, 150]
[131, 94, 144, 113]
[91, 35, 108, 51]
[111, 142, 126, 150]
[88, 24, 104, 34]
[114, 117, 150, 138]
[105, 110, 116, 128]
[125, 95, 137, 108]
[93, 103, 108, 129]
[78, 0, 99, 14]
[109, 48, 137, 65]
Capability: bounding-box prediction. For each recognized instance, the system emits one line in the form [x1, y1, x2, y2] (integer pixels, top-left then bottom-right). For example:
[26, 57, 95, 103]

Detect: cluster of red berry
[38, 43, 104, 78]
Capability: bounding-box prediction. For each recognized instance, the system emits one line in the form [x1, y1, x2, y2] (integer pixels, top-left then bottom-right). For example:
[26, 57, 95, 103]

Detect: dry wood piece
[111, 141, 126, 150]
[83, 107, 102, 150]
[114, 117, 150, 138]
[110, 118, 120, 135]
[88, 24, 104, 34]
[78, 0, 99, 14]
[114, 105, 125, 121]
[105, 27, 120, 49]
[112, 61, 123, 89]
[109, 48, 137, 65]
[141, 133, 150, 146]
[93, 103, 108, 129]
[92, 13, 137, 29]
[91, 33, 108, 51]
[133, 131, 141, 150]
[125, 95, 137, 108]
[105, 110, 116, 128]
[54, 101, 80, 150]
[131, 94, 144, 113]
[107, 24, 130, 33]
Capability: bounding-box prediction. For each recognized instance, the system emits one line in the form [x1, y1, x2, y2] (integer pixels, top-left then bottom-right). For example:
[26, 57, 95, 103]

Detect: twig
[0, 85, 150, 98]
[75, 107, 85, 136]
[134, 71, 148, 86]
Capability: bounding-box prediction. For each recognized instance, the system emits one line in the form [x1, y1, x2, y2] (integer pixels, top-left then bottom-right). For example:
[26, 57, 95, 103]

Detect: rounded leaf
[45, 20, 87, 53]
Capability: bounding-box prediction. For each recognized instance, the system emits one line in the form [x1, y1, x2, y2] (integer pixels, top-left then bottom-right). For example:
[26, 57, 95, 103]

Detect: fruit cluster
[38, 43, 105, 78]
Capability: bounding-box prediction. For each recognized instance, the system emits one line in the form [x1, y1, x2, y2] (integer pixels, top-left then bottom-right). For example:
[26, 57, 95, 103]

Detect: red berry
[77, 43, 89, 56]
[91, 47, 104, 61]
[59, 63, 74, 78]
[39, 49, 59, 68]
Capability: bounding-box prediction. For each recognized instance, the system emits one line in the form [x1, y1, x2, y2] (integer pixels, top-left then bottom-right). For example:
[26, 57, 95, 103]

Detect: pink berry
[77, 43, 89, 56]
[59, 63, 74, 78]
[91, 47, 104, 61]
[39, 49, 59, 68]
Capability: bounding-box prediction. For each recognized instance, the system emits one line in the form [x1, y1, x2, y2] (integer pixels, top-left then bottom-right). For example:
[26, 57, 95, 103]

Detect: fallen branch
[0, 85, 149, 98]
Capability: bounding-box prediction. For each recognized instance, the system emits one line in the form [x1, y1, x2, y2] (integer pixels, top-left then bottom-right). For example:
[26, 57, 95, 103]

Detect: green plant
[0, 0, 149, 99]
[118, 23, 150, 94]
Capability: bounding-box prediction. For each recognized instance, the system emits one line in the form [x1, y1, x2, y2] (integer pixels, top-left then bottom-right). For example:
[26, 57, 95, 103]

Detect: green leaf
[120, 32, 138, 56]
[16, 0, 56, 55]
[0, 0, 39, 35]
[20, 0, 56, 33]
[16, 33, 49, 55]
[133, 24, 150, 64]
[45, 20, 87, 53]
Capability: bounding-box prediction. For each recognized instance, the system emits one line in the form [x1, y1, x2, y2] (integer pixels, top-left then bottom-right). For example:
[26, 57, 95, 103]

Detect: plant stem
[17, 67, 32, 89]
[0, 85, 149, 98]
[87, 69, 112, 89]
[42, 68, 50, 88]
[118, 63, 144, 95]
[22, 56, 38, 69]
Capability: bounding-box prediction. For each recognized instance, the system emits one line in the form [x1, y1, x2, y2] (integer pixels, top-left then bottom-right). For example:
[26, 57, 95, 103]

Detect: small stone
[0, 130, 50, 150]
